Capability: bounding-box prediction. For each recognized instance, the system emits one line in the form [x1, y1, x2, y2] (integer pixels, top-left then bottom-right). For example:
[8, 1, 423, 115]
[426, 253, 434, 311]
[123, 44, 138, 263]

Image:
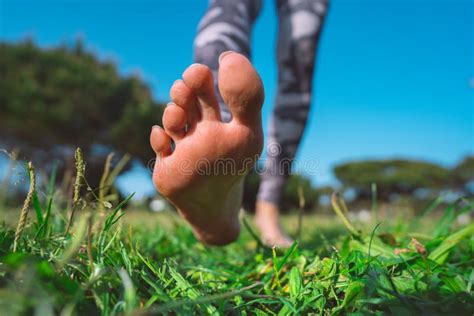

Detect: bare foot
[255, 200, 294, 248]
[150, 52, 264, 245]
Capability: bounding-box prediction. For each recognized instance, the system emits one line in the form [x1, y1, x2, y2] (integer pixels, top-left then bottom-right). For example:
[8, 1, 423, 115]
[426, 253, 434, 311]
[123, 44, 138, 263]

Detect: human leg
[256, 0, 329, 247]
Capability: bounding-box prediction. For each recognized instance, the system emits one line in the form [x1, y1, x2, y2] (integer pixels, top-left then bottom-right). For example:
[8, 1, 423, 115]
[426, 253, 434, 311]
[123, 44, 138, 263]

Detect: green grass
[0, 161, 473, 315]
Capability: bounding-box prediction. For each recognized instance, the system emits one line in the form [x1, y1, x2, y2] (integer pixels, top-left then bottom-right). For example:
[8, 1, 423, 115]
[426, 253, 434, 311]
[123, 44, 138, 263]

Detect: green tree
[451, 156, 474, 194]
[334, 159, 450, 201]
[0, 40, 164, 187]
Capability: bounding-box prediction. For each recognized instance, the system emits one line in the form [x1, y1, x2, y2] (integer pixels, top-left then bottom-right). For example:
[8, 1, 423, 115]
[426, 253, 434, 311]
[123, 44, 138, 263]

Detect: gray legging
[194, 0, 328, 205]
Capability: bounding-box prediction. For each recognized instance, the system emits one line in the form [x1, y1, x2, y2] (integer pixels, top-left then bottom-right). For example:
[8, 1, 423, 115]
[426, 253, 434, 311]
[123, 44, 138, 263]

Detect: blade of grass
[65, 148, 85, 235]
[13, 162, 35, 252]
[296, 186, 305, 241]
[148, 282, 263, 314]
[98, 152, 114, 212]
[32, 192, 44, 227]
[371, 183, 378, 223]
[59, 212, 89, 266]
[33, 196, 53, 239]
[331, 192, 360, 238]
[168, 264, 218, 314]
[118, 268, 137, 313]
[428, 223, 474, 264]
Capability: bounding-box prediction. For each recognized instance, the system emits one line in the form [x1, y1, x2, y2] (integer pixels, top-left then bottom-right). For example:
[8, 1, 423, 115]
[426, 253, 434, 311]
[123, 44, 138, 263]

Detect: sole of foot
[150, 51, 264, 246]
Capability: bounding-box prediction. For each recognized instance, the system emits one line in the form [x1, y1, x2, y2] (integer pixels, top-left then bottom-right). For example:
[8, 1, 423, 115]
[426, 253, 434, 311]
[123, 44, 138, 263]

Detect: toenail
[188, 63, 203, 69]
[219, 51, 233, 64]
[183, 64, 204, 77]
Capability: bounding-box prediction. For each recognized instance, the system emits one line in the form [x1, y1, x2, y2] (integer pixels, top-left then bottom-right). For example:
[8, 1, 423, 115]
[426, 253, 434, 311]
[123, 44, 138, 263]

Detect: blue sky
[1, 0, 473, 198]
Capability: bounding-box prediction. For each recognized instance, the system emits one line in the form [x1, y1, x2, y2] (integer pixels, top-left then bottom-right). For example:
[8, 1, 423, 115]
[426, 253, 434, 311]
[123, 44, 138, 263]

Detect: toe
[163, 103, 187, 141]
[150, 125, 172, 157]
[182, 63, 221, 121]
[170, 79, 200, 125]
[217, 51, 264, 126]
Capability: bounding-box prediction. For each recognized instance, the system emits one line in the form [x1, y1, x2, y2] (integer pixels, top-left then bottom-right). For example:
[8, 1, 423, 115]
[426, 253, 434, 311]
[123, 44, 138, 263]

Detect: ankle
[255, 200, 280, 226]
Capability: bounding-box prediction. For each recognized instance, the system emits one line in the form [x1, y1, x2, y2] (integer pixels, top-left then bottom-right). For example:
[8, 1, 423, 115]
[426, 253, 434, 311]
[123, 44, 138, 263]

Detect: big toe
[218, 51, 264, 126]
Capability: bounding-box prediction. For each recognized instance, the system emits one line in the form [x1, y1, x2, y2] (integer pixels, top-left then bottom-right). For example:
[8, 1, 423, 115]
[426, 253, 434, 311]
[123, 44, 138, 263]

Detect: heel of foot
[193, 219, 240, 246]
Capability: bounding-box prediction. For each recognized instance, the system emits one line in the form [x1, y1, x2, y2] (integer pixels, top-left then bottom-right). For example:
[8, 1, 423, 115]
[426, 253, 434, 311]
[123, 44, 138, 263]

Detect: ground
[0, 193, 473, 315]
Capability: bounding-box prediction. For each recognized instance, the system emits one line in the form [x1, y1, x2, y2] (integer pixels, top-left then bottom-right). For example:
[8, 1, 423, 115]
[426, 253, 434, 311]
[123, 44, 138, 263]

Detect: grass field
[0, 157, 473, 315]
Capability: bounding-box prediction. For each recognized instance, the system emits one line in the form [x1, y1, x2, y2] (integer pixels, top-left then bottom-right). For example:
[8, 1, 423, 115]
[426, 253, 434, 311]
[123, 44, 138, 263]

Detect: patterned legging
[194, 0, 328, 205]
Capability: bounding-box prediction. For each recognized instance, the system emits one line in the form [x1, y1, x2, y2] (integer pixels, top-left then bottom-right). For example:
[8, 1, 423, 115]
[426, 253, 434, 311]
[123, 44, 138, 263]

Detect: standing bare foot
[150, 52, 264, 245]
[255, 200, 294, 248]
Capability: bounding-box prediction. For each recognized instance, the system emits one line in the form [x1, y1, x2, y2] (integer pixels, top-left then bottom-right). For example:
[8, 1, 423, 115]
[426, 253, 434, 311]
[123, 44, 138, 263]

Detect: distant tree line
[242, 156, 473, 212]
[334, 158, 474, 200]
